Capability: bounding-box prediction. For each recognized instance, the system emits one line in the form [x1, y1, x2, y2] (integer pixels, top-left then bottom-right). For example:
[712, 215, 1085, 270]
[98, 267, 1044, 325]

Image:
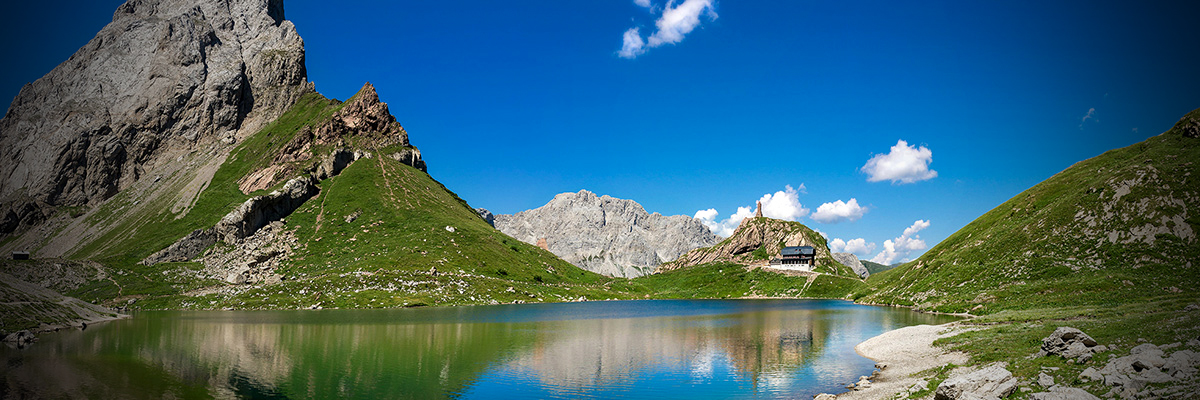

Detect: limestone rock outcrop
[495, 190, 718, 278]
[934, 363, 1019, 400]
[832, 252, 870, 279]
[476, 208, 495, 227]
[0, 0, 312, 235]
[1041, 327, 1106, 363]
[658, 217, 831, 273]
[140, 228, 217, 265]
[215, 175, 317, 243]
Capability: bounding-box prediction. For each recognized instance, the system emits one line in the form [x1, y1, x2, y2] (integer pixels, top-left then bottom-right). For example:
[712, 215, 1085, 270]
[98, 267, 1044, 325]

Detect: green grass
[62, 92, 348, 304]
[114, 151, 634, 310]
[862, 260, 895, 275]
[855, 110, 1200, 315]
[931, 295, 1200, 397]
[633, 262, 864, 299]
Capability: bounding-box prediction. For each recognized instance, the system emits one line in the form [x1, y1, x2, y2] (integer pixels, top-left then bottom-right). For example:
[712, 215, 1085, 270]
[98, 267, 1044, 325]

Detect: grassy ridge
[855, 111, 1200, 315]
[137, 155, 630, 309]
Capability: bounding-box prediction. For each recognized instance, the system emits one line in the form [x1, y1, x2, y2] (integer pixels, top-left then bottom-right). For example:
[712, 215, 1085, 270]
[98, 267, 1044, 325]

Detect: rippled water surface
[2, 299, 958, 399]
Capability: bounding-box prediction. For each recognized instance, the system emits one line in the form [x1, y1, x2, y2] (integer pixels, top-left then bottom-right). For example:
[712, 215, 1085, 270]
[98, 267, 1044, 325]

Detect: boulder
[2, 330, 35, 344]
[1042, 327, 1102, 362]
[1037, 372, 1055, 387]
[813, 394, 836, 400]
[935, 364, 1019, 400]
[1079, 367, 1103, 382]
[1029, 386, 1100, 400]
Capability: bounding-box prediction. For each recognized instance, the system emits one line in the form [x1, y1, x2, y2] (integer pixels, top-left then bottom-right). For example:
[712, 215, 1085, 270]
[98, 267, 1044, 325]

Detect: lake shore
[835, 322, 972, 400]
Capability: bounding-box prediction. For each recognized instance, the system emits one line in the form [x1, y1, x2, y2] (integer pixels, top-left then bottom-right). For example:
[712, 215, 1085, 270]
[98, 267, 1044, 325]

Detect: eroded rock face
[313, 83, 411, 150]
[476, 208, 495, 227]
[0, 0, 311, 234]
[215, 175, 317, 243]
[832, 252, 870, 279]
[495, 190, 718, 278]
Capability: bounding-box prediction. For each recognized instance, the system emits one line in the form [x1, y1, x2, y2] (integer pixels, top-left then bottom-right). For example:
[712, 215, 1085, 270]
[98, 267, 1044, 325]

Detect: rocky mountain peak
[495, 191, 718, 278]
[313, 82, 409, 148]
[0, 0, 311, 235]
[658, 217, 841, 274]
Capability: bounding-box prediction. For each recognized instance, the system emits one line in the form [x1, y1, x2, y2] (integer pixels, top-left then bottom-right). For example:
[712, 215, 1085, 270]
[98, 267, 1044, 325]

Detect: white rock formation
[495, 190, 718, 278]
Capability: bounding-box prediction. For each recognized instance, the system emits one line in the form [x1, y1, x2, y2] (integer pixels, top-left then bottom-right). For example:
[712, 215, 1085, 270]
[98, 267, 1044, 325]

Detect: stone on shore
[934, 363, 1018, 400]
[1029, 386, 1100, 400]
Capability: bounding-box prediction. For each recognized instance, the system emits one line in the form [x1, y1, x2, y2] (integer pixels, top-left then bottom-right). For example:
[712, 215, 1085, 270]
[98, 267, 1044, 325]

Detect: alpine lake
[2, 299, 958, 399]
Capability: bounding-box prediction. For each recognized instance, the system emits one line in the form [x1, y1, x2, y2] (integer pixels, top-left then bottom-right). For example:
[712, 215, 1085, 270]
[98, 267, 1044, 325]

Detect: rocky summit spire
[0, 0, 312, 235]
[313, 82, 410, 148]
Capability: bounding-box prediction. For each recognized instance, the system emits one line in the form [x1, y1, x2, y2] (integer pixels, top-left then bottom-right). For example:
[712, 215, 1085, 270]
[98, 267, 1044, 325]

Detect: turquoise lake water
[1, 299, 958, 399]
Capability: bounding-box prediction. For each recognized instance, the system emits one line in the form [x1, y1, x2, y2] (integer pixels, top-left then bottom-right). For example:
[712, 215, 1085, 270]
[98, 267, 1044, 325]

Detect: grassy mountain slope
[153, 154, 626, 309]
[861, 260, 896, 275]
[855, 109, 1200, 315]
[50, 87, 637, 310]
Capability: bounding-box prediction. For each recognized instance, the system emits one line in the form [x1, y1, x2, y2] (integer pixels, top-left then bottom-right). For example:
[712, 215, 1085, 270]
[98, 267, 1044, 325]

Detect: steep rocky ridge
[0, 0, 311, 236]
[495, 190, 719, 278]
[859, 108, 1200, 314]
[658, 217, 861, 280]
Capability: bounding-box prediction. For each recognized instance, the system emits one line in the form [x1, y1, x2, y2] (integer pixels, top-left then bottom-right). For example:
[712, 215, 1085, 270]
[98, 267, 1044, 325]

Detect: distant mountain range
[495, 190, 718, 278]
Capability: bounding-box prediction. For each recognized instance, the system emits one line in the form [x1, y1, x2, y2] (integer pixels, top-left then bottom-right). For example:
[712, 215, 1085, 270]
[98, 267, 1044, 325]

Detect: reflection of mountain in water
[1, 301, 958, 399]
[505, 308, 839, 395]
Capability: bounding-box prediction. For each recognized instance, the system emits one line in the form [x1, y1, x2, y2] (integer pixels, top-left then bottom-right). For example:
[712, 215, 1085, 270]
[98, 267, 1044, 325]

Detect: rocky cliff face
[495, 190, 718, 278]
[0, 0, 311, 235]
[831, 252, 869, 279]
[658, 217, 835, 273]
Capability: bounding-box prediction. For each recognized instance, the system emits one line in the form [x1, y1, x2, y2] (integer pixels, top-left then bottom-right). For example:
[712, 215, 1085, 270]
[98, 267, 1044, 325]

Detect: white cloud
[1080, 107, 1096, 128]
[862, 140, 938, 184]
[759, 185, 809, 221]
[618, 28, 647, 59]
[694, 185, 808, 237]
[811, 198, 867, 223]
[829, 238, 876, 256]
[870, 220, 930, 265]
[694, 205, 755, 237]
[618, 0, 716, 59]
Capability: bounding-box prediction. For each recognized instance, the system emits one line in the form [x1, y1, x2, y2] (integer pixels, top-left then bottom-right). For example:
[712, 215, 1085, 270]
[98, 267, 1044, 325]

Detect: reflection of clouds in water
[690, 345, 716, 381]
[5, 301, 960, 399]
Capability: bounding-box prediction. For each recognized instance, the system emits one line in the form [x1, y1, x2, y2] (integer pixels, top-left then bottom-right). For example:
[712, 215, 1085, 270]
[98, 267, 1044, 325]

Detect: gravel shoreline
[835, 323, 971, 399]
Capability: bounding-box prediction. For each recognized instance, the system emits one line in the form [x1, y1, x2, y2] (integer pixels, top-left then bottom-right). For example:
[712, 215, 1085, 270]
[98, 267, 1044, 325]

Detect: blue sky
[2, 0, 1198, 264]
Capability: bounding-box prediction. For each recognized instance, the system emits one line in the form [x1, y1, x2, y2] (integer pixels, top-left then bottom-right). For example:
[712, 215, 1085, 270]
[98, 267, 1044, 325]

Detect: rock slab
[935, 364, 1018, 400]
